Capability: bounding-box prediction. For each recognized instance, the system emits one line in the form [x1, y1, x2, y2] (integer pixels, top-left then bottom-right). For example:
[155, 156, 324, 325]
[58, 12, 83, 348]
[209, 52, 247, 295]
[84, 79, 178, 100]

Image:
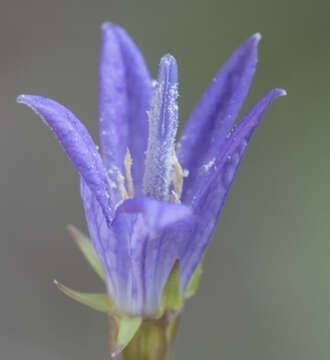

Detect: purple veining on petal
[177, 33, 261, 204]
[80, 177, 118, 298]
[19, 25, 286, 317]
[99, 23, 153, 197]
[113, 197, 192, 315]
[17, 95, 113, 224]
[81, 181, 192, 315]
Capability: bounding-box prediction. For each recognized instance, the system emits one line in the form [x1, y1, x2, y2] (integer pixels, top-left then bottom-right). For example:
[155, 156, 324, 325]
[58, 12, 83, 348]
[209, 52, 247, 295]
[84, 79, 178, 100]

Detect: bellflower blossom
[17, 23, 285, 318]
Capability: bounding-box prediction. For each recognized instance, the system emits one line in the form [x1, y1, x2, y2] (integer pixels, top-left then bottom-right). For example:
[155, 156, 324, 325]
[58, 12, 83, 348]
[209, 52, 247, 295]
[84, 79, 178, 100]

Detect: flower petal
[99, 23, 153, 196]
[112, 197, 192, 316]
[80, 177, 118, 297]
[17, 95, 113, 223]
[143, 54, 179, 201]
[67, 225, 105, 280]
[177, 33, 261, 203]
[115, 196, 191, 230]
[81, 178, 192, 316]
[179, 89, 286, 290]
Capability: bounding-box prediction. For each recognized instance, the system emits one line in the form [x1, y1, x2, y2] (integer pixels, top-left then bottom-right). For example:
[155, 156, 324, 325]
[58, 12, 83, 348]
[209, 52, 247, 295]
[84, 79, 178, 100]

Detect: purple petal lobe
[143, 54, 179, 201]
[179, 89, 286, 291]
[80, 178, 118, 298]
[17, 95, 113, 223]
[177, 33, 261, 204]
[99, 23, 153, 197]
[115, 196, 192, 230]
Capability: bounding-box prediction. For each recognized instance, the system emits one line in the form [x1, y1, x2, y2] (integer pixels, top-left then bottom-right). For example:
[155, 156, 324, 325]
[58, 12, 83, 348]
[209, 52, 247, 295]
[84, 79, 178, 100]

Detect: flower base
[110, 311, 181, 360]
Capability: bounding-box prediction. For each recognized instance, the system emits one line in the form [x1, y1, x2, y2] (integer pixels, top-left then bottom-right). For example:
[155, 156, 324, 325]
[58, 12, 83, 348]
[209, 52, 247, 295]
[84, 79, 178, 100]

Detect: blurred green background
[1, 0, 329, 359]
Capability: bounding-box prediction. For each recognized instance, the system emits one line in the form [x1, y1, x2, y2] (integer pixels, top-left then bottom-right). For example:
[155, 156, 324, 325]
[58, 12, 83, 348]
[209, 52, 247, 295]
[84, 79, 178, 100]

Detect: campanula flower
[17, 23, 285, 320]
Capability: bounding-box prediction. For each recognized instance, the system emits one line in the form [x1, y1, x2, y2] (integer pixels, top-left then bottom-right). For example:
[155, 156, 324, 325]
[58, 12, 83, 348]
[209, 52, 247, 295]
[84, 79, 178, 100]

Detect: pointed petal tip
[17, 94, 41, 106]
[101, 21, 111, 30]
[270, 88, 287, 99]
[240, 33, 261, 51]
[252, 32, 262, 43]
[101, 21, 122, 33]
[101, 21, 117, 31]
[255, 88, 287, 112]
[16, 94, 28, 103]
[101, 22, 129, 40]
[16, 95, 45, 116]
[277, 88, 287, 96]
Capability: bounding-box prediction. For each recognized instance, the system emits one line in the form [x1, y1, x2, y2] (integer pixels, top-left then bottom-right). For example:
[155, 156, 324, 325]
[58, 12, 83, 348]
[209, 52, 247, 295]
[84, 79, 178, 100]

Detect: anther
[171, 153, 183, 203]
[117, 171, 129, 200]
[125, 148, 135, 198]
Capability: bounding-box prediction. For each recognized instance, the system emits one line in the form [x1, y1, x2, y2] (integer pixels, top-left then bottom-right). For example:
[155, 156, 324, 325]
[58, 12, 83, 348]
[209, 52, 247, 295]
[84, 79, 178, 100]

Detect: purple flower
[17, 23, 285, 317]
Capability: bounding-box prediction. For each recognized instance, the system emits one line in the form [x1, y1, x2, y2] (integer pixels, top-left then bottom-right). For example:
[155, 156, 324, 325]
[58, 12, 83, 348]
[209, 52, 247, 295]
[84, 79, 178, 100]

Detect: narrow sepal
[17, 95, 113, 224]
[67, 225, 105, 280]
[184, 259, 203, 299]
[112, 317, 142, 358]
[110, 313, 181, 360]
[54, 280, 115, 313]
[160, 260, 181, 314]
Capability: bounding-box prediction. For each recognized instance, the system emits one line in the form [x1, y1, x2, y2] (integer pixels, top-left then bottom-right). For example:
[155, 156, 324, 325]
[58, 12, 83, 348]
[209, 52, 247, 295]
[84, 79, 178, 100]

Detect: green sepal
[67, 225, 105, 280]
[184, 259, 203, 300]
[54, 280, 115, 314]
[160, 260, 181, 315]
[114, 312, 181, 360]
[112, 316, 142, 357]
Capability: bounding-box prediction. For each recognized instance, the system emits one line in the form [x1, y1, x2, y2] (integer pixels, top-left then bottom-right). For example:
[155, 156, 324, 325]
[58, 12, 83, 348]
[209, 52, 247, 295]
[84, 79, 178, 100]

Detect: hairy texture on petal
[99, 23, 153, 197]
[143, 54, 179, 201]
[81, 179, 192, 316]
[179, 89, 286, 291]
[177, 34, 261, 204]
[17, 95, 113, 224]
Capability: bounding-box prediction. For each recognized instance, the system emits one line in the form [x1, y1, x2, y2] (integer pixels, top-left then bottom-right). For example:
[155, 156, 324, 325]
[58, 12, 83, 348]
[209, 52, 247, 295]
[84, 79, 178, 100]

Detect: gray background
[1, 0, 329, 359]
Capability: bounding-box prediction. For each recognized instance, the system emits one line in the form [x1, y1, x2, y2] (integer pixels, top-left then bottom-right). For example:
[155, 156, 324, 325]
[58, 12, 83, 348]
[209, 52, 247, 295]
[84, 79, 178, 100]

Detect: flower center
[117, 147, 185, 203]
